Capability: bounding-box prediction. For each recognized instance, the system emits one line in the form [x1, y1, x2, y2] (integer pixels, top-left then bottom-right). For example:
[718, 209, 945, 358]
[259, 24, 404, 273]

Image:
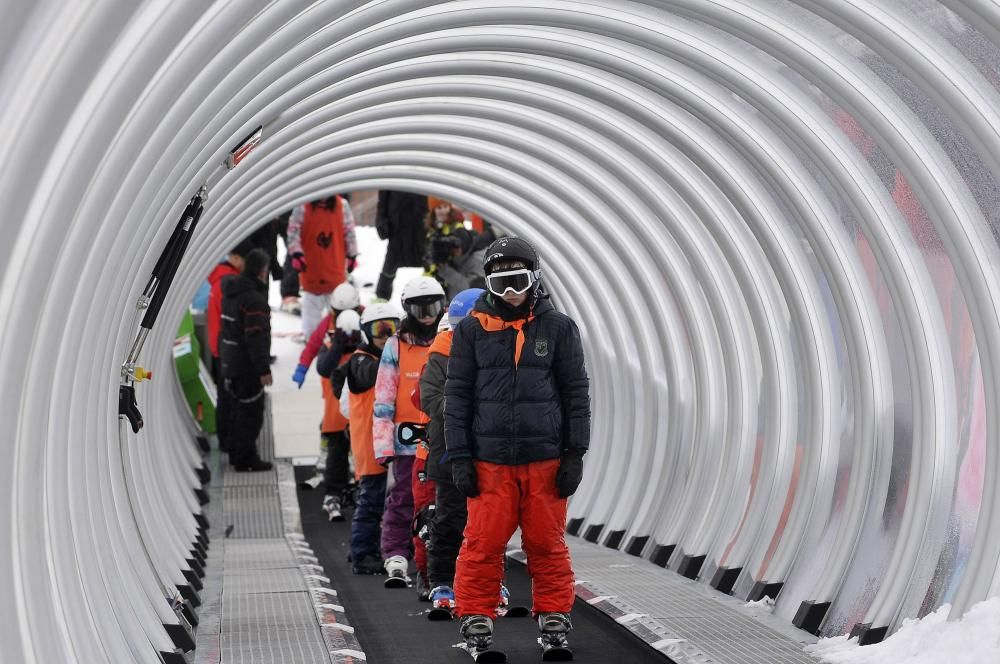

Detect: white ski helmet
[330, 282, 360, 311]
[360, 302, 402, 326]
[360, 301, 402, 343]
[400, 276, 445, 303]
[335, 309, 361, 334]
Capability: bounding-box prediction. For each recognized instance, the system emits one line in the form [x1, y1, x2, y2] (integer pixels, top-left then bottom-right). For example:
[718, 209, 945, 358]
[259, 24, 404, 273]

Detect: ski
[539, 638, 573, 661]
[427, 606, 454, 621]
[455, 643, 507, 662]
[383, 576, 409, 589]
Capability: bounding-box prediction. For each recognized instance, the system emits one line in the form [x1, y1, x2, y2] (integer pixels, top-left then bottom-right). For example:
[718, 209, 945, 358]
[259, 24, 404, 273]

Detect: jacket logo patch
[534, 339, 549, 357]
[316, 231, 333, 248]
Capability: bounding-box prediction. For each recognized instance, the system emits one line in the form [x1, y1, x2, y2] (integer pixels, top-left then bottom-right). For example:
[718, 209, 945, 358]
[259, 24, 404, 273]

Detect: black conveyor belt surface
[296, 467, 670, 663]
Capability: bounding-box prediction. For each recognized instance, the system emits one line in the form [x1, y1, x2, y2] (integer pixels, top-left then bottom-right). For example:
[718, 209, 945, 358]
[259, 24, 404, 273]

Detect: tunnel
[3, 1, 1000, 662]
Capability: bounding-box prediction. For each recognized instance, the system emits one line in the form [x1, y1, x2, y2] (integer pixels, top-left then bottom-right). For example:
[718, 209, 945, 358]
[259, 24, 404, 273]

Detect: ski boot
[383, 555, 410, 588]
[497, 585, 529, 618]
[415, 572, 431, 601]
[428, 585, 456, 620]
[321, 495, 344, 522]
[537, 612, 573, 661]
[280, 296, 302, 316]
[459, 615, 505, 662]
[351, 555, 385, 575]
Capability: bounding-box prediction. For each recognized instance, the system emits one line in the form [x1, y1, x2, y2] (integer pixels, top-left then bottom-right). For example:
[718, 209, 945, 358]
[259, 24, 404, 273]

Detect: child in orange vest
[373, 277, 447, 586]
[315, 309, 361, 521]
[335, 302, 402, 574]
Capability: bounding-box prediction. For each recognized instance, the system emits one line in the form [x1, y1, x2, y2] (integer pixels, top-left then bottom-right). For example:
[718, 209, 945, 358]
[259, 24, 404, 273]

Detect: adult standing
[374, 190, 428, 300]
[219, 249, 275, 472]
[287, 195, 359, 337]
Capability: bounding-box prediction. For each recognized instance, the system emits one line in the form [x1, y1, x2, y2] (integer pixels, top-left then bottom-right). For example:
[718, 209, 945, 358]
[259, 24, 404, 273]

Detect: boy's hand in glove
[452, 458, 479, 498]
[291, 363, 308, 388]
[290, 252, 306, 272]
[556, 452, 585, 498]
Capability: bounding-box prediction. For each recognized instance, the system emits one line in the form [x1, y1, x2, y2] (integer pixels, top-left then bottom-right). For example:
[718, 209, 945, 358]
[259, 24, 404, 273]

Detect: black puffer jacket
[219, 273, 271, 379]
[444, 293, 591, 465]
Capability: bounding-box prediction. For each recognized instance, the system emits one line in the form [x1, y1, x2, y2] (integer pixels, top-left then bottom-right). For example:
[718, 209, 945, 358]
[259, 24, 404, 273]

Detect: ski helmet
[335, 309, 361, 334]
[400, 276, 447, 324]
[359, 302, 402, 343]
[331, 282, 360, 311]
[448, 288, 485, 328]
[437, 316, 451, 333]
[400, 276, 446, 302]
[483, 236, 539, 274]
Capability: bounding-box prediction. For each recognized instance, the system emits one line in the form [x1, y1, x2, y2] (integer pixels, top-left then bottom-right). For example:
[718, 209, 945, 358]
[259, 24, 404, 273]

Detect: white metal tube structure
[2, 1, 1000, 661]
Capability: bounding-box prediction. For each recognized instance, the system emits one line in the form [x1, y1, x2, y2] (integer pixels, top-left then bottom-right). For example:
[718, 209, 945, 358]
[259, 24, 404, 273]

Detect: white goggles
[485, 268, 538, 296]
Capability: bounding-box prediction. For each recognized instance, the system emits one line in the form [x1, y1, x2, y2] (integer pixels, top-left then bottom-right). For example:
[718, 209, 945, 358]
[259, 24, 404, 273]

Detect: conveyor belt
[296, 467, 670, 663]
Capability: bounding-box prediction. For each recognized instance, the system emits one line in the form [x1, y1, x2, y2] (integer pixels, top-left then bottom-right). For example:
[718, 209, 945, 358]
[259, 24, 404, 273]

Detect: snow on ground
[804, 598, 1000, 664]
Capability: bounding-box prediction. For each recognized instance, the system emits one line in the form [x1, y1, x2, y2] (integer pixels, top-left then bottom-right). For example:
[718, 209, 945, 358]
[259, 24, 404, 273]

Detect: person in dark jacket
[445, 237, 590, 655]
[206, 240, 252, 452]
[375, 190, 428, 300]
[219, 248, 274, 472]
[421, 288, 484, 617]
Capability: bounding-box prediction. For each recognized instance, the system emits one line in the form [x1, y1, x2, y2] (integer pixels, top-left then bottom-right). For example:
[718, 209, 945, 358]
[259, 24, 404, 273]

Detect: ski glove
[376, 456, 393, 468]
[290, 252, 306, 273]
[291, 363, 309, 388]
[452, 458, 479, 498]
[346, 255, 358, 273]
[556, 453, 585, 498]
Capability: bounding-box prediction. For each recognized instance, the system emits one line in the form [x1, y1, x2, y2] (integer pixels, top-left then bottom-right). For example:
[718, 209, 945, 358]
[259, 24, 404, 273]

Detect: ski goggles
[485, 268, 537, 296]
[363, 319, 398, 339]
[406, 300, 443, 320]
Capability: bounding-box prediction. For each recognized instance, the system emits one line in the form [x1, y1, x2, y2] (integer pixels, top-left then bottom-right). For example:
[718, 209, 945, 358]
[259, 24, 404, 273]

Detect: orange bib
[299, 198, 346, 294]
[395, 340, 432, 427]
[348, 350, 385, 478]
[321, 351, 353, 432]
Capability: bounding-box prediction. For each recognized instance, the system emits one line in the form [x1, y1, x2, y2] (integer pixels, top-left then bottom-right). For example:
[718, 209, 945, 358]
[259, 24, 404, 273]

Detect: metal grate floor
[520, 535, 820, 664]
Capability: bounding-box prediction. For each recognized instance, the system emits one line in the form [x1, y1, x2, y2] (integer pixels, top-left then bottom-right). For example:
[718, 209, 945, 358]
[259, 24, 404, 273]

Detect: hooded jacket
[444, 292, 591, 466]
[219, 273, 271, 379]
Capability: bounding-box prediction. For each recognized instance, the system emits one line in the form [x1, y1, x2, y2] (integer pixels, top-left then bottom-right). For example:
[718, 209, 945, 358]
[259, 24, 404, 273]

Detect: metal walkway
[192, 400, 364, 664]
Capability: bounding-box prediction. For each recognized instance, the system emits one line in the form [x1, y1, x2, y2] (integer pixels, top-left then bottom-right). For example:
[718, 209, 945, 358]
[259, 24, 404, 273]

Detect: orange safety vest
[299, 198, 346, 294]
[321, 351, 352, 433]
[396, 340, 431, 427]
[348, 350, 385, 478]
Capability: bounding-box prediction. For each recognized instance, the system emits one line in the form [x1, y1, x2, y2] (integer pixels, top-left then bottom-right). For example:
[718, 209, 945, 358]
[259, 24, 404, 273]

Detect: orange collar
[472, 311, 535, 365]
[429, 330, 453, 357]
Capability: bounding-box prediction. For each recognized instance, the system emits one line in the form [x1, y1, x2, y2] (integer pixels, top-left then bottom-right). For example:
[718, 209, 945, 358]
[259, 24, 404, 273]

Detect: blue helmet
[448, 288, 485, 327]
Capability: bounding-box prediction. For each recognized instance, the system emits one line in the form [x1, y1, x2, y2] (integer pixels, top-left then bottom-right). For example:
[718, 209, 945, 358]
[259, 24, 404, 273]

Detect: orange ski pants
[454, 459, 575, 618]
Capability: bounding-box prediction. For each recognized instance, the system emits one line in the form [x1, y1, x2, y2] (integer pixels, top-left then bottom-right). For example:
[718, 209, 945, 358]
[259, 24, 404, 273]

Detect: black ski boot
[537, 612, 573, 661]
[459, 615, 505, 662]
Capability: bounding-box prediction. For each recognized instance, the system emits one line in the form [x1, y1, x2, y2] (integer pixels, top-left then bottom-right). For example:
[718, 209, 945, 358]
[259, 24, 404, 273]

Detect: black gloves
[556, 453, 585, 498]
[452, 458, 479, 498]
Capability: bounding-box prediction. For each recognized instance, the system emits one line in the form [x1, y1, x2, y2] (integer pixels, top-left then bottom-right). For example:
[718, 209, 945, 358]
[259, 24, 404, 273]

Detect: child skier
[336, 302, 402, 574]
[445, 237, 591, 657]
[373, 276, 447, 585]
[315, 309, 362, 521]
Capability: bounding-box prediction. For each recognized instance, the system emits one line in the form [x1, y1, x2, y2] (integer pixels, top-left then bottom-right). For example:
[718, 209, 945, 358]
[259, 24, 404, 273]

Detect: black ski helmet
[483, 236, 539, 274]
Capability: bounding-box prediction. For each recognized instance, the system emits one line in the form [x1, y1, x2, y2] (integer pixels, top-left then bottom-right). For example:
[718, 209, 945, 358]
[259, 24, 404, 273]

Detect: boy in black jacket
[445, 237, 591, 656]
[219, 249, 274, 472]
